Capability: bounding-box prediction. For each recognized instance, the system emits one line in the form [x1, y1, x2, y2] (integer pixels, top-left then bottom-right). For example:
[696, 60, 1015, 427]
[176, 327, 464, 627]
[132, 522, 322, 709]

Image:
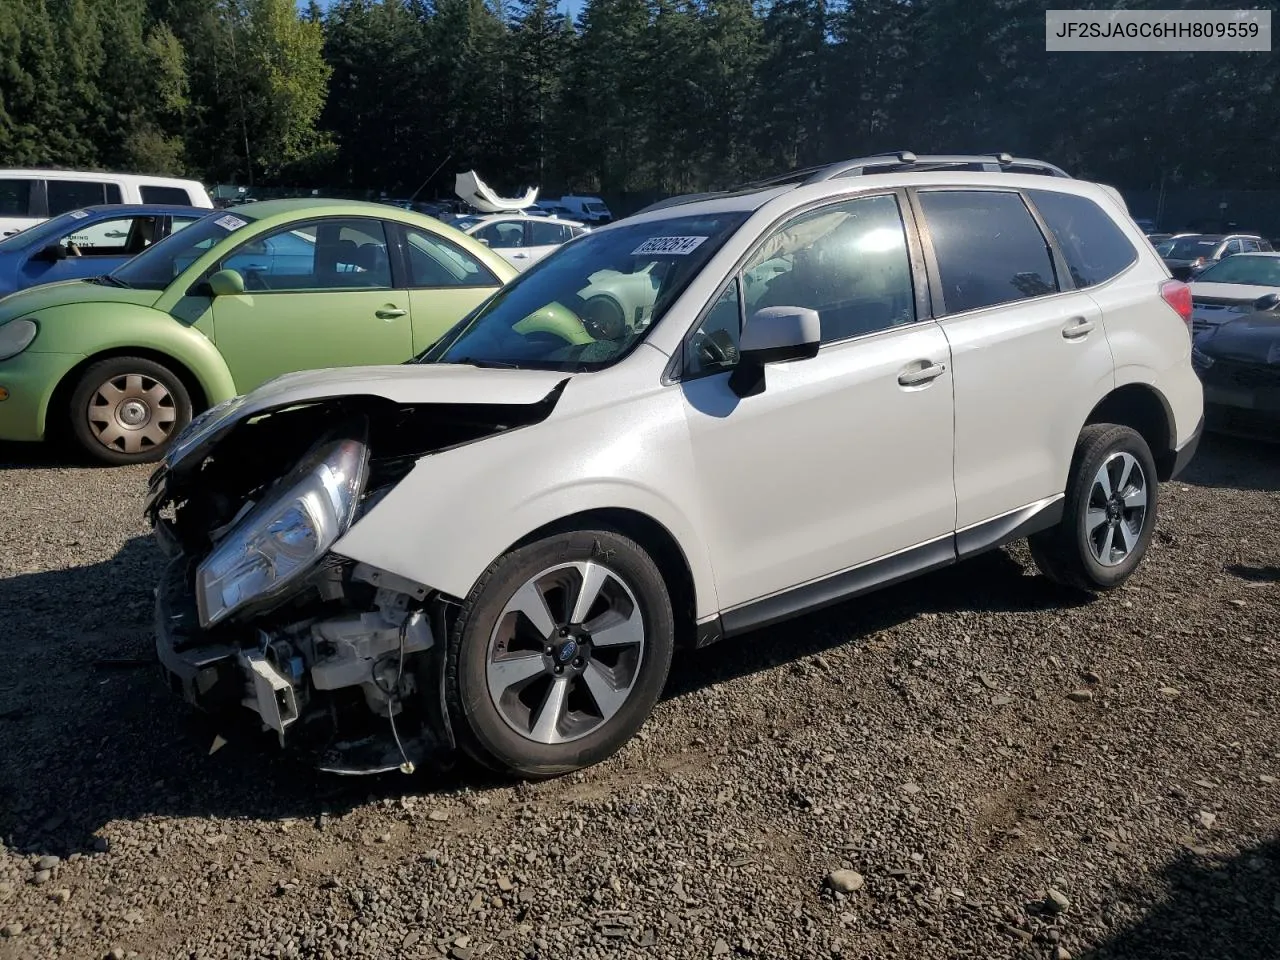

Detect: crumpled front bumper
[154, 555, 244, 711]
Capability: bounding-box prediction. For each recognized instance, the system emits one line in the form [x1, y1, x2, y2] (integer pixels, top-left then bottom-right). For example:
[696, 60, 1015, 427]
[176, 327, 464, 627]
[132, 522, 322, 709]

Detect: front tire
[446, 529, 674, 779]
[68, 356, 192, 466]
[1029, 424, 1159, 592]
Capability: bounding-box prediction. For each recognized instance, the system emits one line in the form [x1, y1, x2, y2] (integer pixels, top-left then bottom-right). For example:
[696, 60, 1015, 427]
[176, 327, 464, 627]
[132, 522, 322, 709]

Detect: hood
[1188, 281, 1280, 304]
[1198, 310, 1280, 363]
[0, 278, 161, 320]
[158, 362, 574, 473]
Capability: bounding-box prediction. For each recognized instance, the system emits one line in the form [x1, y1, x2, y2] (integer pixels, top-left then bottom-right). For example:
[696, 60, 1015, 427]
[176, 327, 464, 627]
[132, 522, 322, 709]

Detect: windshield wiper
[446, 356, 522, 369]
[92, 274, 131, 288]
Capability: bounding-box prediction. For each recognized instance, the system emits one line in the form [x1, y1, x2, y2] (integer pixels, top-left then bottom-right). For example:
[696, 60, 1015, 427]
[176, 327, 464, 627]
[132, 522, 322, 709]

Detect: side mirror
[728, 306, 821, 398]
[208, 268, 245, 297]
[1253, 293, 1280, 312]
[476, 237, 490, 247]
[39, 243, 68, 262]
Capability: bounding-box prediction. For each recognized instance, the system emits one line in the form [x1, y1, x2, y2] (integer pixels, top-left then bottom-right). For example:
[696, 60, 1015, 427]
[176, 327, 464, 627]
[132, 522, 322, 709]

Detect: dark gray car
[1192, 296, 1280, 439]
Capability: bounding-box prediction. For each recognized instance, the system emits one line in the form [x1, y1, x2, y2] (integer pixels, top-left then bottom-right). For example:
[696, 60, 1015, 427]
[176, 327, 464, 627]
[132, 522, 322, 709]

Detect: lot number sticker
[631, 236, 708, 256]
[68, 210, 90, 220]
[214, 214, 248, 231]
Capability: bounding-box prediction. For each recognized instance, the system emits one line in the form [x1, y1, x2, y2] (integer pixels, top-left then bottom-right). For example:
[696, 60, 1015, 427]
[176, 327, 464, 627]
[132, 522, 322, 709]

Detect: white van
[556, 195, 613, 224]
[0, 169, 213, 237]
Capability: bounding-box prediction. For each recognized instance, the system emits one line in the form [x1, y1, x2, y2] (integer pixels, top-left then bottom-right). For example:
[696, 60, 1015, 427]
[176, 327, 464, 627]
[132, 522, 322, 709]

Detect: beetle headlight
[196, 432, 369, 627]
[0, 319, 38, 360]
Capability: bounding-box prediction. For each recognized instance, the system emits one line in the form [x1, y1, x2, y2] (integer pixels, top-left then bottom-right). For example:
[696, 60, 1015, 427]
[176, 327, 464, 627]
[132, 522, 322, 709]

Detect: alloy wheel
[486, 560, 646, 745]
[1086, 451, 1149, 567]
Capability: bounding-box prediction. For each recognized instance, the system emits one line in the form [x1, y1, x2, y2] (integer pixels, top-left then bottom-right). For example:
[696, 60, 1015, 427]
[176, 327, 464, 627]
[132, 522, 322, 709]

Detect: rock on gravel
[826, 870, 865, 894]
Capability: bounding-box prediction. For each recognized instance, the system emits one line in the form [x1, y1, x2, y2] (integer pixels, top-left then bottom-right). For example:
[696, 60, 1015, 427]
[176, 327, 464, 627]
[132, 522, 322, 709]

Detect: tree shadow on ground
[1079, 839, 1280, 960]
[0, 529, 1086, 858]
[0, 440, 95, 471]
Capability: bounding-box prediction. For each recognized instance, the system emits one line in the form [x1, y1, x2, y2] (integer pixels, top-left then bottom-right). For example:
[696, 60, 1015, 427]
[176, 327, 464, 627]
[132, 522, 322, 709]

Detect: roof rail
[632, 152, 1071, 216]
[804, 152, 1071, 182]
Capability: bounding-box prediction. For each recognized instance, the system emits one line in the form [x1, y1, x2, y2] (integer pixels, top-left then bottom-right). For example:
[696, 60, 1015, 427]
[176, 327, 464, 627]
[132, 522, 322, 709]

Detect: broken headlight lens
[195, 434, 369, 627]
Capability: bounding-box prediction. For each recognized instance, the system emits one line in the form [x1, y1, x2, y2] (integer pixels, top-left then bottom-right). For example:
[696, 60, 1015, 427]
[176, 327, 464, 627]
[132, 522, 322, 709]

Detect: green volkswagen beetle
[0, 198, 518, 464]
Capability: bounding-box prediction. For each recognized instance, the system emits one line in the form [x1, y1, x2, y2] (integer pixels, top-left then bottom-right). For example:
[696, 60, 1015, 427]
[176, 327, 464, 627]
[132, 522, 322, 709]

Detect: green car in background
[0, 198, 518, 464]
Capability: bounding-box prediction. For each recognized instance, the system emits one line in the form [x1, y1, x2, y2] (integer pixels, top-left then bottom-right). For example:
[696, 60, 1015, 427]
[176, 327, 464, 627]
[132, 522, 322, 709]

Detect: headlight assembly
[0, 319, 38, 360]
[196, 430, 369, 627]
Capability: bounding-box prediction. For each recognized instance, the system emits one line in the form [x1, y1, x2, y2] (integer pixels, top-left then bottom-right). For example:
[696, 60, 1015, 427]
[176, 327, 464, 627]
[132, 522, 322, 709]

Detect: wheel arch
[1083, 382, 1178, 480]
[501, 507, 701, 650]
[47, 347, 213, 440]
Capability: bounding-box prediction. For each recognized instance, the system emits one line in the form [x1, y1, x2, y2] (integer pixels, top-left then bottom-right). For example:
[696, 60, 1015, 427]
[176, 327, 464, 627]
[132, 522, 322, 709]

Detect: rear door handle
[1062, 317, 1095, 339]
[376, 307, 407, 319]
[897, 361, 947, 387]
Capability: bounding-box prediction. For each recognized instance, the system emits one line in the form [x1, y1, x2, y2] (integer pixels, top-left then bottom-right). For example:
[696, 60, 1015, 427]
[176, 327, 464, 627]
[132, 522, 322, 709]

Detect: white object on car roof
[454, 170, 538, 214]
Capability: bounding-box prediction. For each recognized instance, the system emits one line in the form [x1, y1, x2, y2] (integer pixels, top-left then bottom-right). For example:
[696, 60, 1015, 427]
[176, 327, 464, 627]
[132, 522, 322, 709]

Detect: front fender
[332, 390, 721, 620]
[28, 305, 238, 409]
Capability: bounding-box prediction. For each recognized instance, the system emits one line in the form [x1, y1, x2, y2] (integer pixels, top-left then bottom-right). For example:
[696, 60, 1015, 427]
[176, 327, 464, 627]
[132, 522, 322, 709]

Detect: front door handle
[897, 361, 947, 387]
[376, 307, 407, 319]
[1062, 317, 1095, 339]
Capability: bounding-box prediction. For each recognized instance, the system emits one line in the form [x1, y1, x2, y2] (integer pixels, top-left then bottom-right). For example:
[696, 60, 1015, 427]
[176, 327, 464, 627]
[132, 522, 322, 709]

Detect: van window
[141, 185, 195, 205]
[48, 180, 115, 215]
[0, 179, 32, 216]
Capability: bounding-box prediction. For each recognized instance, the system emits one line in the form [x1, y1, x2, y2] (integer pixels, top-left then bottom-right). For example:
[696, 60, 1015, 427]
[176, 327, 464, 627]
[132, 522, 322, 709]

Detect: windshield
[586, 203, 609, 213]
[109, 211, 246, 289]
[1160, 236, 1220, 259]
[0, 209, 100, 251]
[420, 211, 749, 371]
[1193, 255, 1280, 287]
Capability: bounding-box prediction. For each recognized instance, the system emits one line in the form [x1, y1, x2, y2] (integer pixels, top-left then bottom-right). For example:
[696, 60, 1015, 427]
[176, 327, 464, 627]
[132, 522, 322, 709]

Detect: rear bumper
[1167, 414, 1204, 480]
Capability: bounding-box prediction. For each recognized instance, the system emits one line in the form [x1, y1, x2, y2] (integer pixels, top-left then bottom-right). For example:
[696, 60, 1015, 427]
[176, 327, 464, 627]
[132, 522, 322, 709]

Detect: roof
[59, 202, 212, 216]
[0, 168, 206, 187]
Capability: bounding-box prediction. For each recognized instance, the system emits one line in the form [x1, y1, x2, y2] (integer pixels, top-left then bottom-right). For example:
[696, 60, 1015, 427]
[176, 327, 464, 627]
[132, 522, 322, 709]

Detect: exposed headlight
[0, 319, 37, 360]
[196, 432, 369, 627]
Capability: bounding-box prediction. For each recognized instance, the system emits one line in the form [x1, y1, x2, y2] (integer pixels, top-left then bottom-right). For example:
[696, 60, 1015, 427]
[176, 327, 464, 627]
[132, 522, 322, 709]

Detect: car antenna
[408, 152, 453, 205]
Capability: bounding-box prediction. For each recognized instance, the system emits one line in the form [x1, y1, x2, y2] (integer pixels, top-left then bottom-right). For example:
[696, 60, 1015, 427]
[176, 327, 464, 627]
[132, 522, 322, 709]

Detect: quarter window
[1026, 188, 1138, 288]
[918, 190, 1058, 314]
[221, 218, 392, 292]
[403, 227, 497, 287]
[47, 180, 114, 215]
[741, 193, 916, 343]
[0, 179, 32, 216]
[685, 279, 743, 377]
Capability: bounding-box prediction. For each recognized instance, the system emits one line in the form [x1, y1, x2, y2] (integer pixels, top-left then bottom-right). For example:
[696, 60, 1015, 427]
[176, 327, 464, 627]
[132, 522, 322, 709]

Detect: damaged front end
[145, 386, 563, 774]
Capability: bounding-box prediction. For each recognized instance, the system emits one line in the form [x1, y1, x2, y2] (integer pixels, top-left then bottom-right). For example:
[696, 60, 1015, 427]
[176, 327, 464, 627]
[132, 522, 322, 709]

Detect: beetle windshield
[109, 211, 249, 290]
[420, 211, 749, 372]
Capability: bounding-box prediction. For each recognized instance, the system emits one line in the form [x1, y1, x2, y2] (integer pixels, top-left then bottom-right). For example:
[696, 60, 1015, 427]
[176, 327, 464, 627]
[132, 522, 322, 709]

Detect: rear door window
[47, 180, 114, 214]
[1026, 188, 1138, 288]
[141, 185, 195, 205]
[529, 221, 573, 245]
[917, 190, 1058, 314]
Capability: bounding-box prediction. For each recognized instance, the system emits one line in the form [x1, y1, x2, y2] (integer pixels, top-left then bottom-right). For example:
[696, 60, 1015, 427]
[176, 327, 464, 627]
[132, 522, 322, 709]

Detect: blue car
[0, 203, 212, 297]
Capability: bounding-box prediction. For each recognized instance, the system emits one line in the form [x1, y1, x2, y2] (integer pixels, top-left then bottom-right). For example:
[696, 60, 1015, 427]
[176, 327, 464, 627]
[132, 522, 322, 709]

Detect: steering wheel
[691, 328, 739, 368]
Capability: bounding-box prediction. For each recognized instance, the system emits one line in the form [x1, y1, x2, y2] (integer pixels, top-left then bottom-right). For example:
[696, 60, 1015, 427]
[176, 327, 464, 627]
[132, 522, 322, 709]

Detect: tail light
[1160, 278, 1193, 335]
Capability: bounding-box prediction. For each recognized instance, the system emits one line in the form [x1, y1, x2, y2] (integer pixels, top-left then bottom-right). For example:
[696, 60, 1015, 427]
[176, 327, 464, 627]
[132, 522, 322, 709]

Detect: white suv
[146, 153, 1204, 780]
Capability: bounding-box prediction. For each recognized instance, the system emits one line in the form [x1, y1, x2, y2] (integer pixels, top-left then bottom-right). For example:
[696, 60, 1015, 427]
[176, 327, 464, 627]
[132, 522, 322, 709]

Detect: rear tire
[1029, 424, 1159, 592]
[445, 528, 674, 779]
[68, 356, 192, 466]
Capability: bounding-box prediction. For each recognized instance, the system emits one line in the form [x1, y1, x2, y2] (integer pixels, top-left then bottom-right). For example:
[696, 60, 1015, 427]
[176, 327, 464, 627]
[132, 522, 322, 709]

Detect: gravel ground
[0, 435, 1277, 960]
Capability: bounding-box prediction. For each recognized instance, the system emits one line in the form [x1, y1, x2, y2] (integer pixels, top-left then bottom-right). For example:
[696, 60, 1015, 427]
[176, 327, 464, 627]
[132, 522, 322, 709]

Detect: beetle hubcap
[87, 373, 177, 455]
